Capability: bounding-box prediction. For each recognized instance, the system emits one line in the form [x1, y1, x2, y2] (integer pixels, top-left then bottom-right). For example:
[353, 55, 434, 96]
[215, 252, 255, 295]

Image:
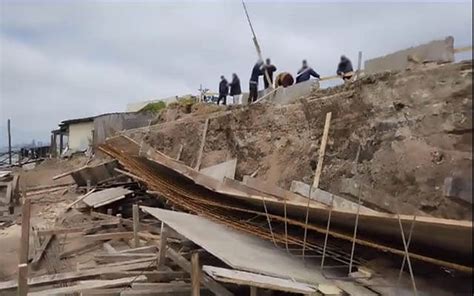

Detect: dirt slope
[127, 60, 472, 220]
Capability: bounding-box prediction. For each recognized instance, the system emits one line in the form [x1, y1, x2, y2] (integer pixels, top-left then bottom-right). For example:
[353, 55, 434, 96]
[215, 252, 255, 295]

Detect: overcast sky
[0, 0, 472, 145]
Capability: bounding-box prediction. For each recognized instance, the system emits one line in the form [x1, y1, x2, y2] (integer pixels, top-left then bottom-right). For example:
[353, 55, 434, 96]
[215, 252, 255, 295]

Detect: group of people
[217, 55, 354, 105]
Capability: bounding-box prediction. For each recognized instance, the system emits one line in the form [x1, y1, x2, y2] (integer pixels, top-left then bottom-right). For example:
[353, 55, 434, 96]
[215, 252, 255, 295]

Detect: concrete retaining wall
[365, 36, 455, 74]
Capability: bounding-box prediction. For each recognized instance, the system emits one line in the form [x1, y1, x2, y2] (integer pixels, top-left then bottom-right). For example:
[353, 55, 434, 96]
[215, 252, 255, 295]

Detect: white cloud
[0, 0, 471, 145]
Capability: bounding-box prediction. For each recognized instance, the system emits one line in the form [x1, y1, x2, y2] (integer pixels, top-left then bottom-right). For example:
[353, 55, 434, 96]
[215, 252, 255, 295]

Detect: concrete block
[444, 177, 472, 204]
[365, 36, 455, 74]
[290, 181, 378, 214]
[200, 159, 237, 183]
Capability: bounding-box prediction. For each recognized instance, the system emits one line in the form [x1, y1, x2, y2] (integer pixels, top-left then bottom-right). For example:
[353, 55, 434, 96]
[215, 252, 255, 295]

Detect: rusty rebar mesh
[100, 143, 363, 267]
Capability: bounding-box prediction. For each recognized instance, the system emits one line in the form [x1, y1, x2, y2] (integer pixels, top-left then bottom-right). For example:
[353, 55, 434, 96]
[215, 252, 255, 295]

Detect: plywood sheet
[82, 187, 133, 208]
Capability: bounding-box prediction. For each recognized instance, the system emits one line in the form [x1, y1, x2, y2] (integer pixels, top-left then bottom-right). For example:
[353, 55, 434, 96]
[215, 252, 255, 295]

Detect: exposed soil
[127, 60, 472, 220]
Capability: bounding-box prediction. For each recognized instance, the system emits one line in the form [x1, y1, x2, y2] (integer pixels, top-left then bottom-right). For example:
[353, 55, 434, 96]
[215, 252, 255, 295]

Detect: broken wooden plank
[0, 260, 153, 291]
[28, 276, 146, 296]
[157, 225, 169, 269]
[313, 111, 331, 188]
[95, 253, 157, 264]
[166, 247, 233, 296]
[117, 245, 157, 254]
[84, 232, 134, 242]
[100, 270, 186, 281]
[65, 188, 97, 211]
[194, 118, 209, 170]
[60, 241, 103, 259]
[203, 265, 317, 294]
[103, 242, 118, 254]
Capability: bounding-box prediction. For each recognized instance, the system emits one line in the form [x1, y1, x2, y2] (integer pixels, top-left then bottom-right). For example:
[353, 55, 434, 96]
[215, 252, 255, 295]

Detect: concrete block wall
[365, 36, 455, 74]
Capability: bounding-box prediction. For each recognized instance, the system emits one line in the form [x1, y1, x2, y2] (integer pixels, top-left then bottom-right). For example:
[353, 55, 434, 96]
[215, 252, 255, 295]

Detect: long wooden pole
[7, 119, 12, 165]
[312, 112, 332, 188]
[241, 0, 273, 90]
[132, 204, 140, 248]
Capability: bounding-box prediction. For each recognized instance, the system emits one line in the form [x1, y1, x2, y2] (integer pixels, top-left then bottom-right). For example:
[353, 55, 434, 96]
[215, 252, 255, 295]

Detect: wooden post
[17, 194, 31, 296]
[312, 112, 332, 188]
[191, 253, 201, 296]
[194, 118, 209, 170]
[157, 224, 169, 270]
[250, 286, 258, 296]
[7, 119, 12, 165]
[59, 133, 64, 155]
[132, 204, 140, 248]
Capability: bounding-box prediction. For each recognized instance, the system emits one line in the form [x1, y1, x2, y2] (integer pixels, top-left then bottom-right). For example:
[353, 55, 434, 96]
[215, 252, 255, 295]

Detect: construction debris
[0, 57, 472, 296]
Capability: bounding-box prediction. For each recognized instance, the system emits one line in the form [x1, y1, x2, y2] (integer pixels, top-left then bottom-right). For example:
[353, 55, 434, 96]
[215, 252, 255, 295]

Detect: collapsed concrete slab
[290, 180, 378, 214]
[365, 36, 455, 74]
[200, 159, 237, 182]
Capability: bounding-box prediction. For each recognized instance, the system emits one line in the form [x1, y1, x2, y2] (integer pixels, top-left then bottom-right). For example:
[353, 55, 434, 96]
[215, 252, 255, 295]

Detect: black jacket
[250, 63, 263, 84]
[296, 66, 320, 83]
[337, 57, 353, 75]
[219, 79, 229, 95]
[229, 76, 242, 96]
[263, 64, 277, 88]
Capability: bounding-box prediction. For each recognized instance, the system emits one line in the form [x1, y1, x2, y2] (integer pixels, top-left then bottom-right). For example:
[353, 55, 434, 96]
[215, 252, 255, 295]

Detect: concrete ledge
[365, 36, 455, 74]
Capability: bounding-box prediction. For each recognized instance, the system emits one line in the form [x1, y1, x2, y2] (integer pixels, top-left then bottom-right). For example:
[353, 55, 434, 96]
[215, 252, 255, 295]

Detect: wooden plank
[166, 247, 233, 296]
[203, 265, 317, 294]
[0, 261, 154, 290]
[114, 168, 147, 183]
[28, 276, 146, 296]
[313, 112, 331, 188]
[103, 242, 118, 254]
[191, 253, 201, 296]
[176, 144, 183, 160]
[84, 232, 134, 242]
[117, 245, 157, 254]
[65, 188, 97, 211]
[60, 241, 103, 259]
[18, 197, 31, 296]
[100, 270, 186, 281]
[133, 204, 140, 248]
[95, 254, 156, 264]
[194, 118, 209, 170]
[83, 187, 133, 208]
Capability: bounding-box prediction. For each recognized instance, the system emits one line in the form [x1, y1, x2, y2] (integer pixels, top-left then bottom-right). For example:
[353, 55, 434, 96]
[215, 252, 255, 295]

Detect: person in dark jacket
[262, 58, 277, 89]
[217, 75, 229, 105]
[248, 60, 264, 104]
[296, 60, 320, 84]
[337, 55, 354, 81]
[229, 73, 242, 105]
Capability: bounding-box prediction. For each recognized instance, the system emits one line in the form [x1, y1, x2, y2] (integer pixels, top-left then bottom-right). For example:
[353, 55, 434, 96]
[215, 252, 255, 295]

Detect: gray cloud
[0, 0, 471, 145]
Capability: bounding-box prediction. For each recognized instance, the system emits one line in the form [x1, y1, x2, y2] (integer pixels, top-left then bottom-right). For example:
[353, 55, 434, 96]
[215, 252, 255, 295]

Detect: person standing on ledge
[262, 58, 277, 89]
[217, 75, 229, 105]
[229, 73, 242, 105]
[337, 55, 354, 81]
[248, 60, 264, 103]
[296, 60, 320, 84]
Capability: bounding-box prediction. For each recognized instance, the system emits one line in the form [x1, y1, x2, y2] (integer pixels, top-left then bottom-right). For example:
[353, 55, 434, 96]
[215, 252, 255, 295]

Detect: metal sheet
[141, 206, 332, 285]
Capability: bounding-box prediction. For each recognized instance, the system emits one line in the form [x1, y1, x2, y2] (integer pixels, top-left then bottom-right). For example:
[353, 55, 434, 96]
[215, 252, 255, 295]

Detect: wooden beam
[28, 276, 146, 296]
[312, 112, 332, 188]
[114, 168, 147, 183]
[191, 253, 201, 296]
[84, 232, 134, 242]
[133, 204, 140, 248]
[194, 118, 209, 170]
[7, 119, 11, 165]
[0, 261, 155, 291]
[65, 188, 97, 211]
[100, 270, 186, 281]
[166, 247, 233, 296]
[176, 144, 183, 160]
[17, 196, 31, 296]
